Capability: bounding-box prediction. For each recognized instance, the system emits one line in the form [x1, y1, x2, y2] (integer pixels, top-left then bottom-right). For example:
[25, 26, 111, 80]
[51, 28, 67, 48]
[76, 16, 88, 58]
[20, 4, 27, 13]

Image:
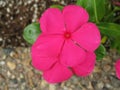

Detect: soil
[0, 0, 76, 48]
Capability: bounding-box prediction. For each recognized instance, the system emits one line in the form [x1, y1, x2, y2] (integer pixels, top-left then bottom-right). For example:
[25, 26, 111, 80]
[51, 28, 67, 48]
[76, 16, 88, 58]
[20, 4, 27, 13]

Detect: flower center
[64, 32, 71, 39]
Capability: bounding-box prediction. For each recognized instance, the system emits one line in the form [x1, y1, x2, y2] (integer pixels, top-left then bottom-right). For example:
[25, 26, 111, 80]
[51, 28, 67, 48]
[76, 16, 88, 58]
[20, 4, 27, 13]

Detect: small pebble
[49, 84, 56, 90]
[9, 4, 12, 7]
[20, 17, 23, 20]
[6, 8, 10, 13]
[7, 61, 16, 70]
[97, 82, 104, 89]
[0, 61, 5, 65]
[103, 64, 111, 72]
[11, 75, 15, 79]
[28, 1, 32, 4]
[7, 71, 11, 77]
[0, 37, 3, 41]
[35, 0, 39, 3]
[41, 80, 48, 88]
[105, 83, 112, 89]
[2, 55, 7, 60]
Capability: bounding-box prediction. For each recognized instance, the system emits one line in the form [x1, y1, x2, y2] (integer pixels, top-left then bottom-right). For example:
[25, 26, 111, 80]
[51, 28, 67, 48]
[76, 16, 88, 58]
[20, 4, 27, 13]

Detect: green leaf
[76, 0, 85, 6]
[95, 44, 106, 61]
[98, 22, 120, 39]
[76, 0, 105, 23]
[104, 6, 120, 22]
[111, 39, 120, 53]
[23, 23, 41, 44]
[50, 5, 63, 10]
[98, 22, 120, 53]
[101, 36, 107, 44]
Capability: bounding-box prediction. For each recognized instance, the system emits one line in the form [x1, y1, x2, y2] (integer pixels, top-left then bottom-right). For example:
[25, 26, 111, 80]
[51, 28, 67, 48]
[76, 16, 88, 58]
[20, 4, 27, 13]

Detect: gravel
[0, 47, 120, 90]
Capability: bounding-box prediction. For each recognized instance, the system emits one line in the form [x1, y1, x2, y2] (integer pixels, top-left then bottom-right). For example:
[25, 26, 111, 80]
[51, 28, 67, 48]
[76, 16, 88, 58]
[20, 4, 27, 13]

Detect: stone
[49, 84, 56, 90]
[2, 55, 7, 60]
[105, 83, 112, 89]
[22, 59, 31, 66]
[7, 61, 16, 70]
[41, 80, 48, 88]
[35, 0, 39, 3]
[3, 48, 13, 55]
[7, 71, 11, 77]
[0, 61, 5, 65]
[97, 82, 104, 89]
[94, 66, 102, 73]
[103, 64, 111, 72]
[11, 75, 15, 79]
[87, 82, 94, 90]
[0, 37, 3, 41]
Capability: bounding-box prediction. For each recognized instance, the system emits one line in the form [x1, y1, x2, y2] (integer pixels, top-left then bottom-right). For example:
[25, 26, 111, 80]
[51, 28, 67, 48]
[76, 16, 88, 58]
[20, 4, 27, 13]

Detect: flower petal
[73, 22, 101, 52]
[43, 63, 73, 83]
[115, 59, 120, 79]
[40, 8, 65, 34]
[60, 40, 86, 67]
[72, 52, 96, 77]
[31, 34, 64, 71]
[32, 56, 58, 71]
[63, 5, 89, 32]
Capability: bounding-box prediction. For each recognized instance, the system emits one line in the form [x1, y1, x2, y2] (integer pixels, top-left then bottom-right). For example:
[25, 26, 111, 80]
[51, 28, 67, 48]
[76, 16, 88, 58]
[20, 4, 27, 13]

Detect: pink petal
[62, 5, 89, 32]
[31, 34, 64, 71]
[72, 52, 96, 77]
[43, 63, 73, 83]
[32, 56, 58, 71]
[73, 22, 101, 52]
[60, 40, 86, 67]
[40, 8, 65, 34]
[115, 59, 120, 79]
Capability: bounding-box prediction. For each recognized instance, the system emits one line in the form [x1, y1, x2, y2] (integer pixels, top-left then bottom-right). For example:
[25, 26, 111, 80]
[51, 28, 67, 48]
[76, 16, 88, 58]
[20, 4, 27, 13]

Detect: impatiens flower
[115, 59, 120, 79]
[31, 5, 101, 83]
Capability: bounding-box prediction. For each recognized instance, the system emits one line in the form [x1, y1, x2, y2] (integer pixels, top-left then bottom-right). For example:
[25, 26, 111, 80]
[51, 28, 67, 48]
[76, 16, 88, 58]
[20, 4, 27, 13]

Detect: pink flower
[112, 0, 120, 6]
[115, 59, 120, 79]
[31, 5, 101, 83]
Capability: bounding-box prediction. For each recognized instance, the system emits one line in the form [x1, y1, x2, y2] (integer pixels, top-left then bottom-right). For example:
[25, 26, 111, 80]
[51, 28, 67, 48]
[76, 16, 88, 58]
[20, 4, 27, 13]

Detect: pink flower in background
[31, 5, 101, 83]
[112, 0, 120, 6]
[115, 59, 120, 79]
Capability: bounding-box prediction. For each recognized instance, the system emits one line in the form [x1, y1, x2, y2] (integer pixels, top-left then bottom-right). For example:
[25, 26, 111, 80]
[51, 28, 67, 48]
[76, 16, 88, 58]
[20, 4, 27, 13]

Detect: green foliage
[23, 23, 41, 44]
[50, 5, 63, 10]
[111, 39, 120, 53]
[76, 0, 120, 57]
[98, 23, 120, 39]
[95, 44, 106, 61]
[104, 7, 120, 22]
[76, 0, 105, 23]
[98, 22, 120, 53]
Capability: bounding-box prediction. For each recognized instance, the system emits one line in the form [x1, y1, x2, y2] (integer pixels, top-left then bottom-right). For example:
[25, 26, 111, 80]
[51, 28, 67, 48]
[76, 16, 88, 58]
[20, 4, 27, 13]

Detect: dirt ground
[0, 0, 76, 47]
